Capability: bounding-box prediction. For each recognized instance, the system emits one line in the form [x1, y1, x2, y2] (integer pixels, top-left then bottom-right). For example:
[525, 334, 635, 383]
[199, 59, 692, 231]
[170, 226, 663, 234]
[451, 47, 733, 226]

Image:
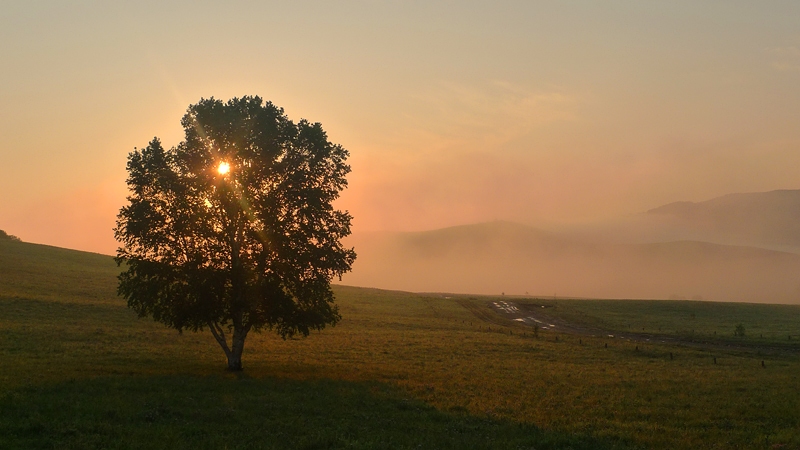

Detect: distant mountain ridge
[644, 189, 800, 251]
[648, 189, 800, 215]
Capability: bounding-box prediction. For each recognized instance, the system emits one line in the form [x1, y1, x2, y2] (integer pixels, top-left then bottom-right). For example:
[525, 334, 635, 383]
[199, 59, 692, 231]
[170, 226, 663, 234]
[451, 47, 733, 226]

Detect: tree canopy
[115, 96, 356, 370]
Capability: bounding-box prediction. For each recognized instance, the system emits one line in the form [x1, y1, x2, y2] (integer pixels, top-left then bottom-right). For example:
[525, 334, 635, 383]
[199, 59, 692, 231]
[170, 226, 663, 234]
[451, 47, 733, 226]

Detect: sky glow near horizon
[1, 1, 799, 254]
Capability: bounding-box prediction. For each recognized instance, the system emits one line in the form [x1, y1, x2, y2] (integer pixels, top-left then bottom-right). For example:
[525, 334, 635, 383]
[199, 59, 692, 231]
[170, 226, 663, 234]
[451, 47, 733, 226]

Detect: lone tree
[115, 96, 355, 370]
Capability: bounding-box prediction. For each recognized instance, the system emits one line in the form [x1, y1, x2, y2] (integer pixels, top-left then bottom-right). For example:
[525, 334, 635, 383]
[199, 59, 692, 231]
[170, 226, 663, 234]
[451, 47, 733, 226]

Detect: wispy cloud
[767, 45, 800, 73]
[401, 80, 580, 151]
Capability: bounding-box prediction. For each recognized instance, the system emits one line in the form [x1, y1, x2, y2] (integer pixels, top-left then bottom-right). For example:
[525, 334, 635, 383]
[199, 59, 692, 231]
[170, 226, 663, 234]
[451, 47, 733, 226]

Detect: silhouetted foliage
[734, 323, 746, 337]
[0, 230, 20, 241]
[115, 96, 355, 370]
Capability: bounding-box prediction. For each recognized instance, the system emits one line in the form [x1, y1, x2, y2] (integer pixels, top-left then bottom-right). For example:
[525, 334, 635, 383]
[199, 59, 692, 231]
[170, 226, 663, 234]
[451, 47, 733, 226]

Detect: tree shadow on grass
[0, 375, 633, 450]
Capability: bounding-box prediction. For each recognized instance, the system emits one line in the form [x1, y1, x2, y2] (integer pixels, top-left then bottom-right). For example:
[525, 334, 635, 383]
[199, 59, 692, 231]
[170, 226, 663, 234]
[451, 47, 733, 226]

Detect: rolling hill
[0, 237, 119, 304]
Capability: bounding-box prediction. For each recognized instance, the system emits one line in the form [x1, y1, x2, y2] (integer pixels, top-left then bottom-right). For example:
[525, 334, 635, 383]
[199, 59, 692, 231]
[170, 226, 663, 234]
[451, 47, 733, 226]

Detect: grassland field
[1, 238, 799, 449]
[534, 298, 800, 344]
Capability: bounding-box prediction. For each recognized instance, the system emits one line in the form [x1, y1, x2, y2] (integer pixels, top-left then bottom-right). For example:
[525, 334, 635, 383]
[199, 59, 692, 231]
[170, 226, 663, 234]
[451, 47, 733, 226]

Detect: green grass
[0, 239, 119, 304]
[531, 297, 800, 343]
[0, 376, 610, 450]
[1, 238, 800, 449]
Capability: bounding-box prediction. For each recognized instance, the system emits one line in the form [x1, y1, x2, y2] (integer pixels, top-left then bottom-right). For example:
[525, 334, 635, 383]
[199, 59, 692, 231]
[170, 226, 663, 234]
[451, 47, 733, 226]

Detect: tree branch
[207, 321, 232, 358]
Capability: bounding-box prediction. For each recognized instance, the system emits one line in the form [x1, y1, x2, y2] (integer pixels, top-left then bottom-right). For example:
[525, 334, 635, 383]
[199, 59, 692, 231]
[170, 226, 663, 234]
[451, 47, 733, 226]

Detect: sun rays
[217, 161, 230, 175]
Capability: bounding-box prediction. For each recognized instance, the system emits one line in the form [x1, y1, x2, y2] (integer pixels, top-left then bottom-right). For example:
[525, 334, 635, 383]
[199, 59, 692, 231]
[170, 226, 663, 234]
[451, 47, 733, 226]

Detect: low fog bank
[340, 221, 800, 304]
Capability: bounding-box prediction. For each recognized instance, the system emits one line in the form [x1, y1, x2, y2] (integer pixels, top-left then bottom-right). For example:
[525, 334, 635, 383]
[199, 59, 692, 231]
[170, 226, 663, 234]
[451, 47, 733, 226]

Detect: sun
[217, 161, 230, 175]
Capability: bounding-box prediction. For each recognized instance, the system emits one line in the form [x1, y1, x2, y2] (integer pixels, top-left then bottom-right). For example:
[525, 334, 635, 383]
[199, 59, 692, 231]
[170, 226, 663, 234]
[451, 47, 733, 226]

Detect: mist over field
[342, 189, 800, 304]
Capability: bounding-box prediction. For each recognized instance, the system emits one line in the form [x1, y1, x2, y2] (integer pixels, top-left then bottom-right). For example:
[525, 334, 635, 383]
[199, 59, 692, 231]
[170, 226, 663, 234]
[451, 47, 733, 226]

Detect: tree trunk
[226, 347, 243, 371]
[208, 321, 249, 371]
[226, 325, 248, 371]
[226, 218, 248, 371]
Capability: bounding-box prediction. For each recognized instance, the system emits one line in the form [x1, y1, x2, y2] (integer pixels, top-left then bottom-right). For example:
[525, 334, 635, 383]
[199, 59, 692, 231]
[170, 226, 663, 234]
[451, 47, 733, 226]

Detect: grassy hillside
[1, 239, 800, 449]
[0, 238, 119, 303]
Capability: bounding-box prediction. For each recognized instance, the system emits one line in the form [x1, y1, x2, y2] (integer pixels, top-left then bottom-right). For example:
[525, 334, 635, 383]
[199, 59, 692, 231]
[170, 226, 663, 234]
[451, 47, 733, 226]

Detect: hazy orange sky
[1, 1, 799, 254]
